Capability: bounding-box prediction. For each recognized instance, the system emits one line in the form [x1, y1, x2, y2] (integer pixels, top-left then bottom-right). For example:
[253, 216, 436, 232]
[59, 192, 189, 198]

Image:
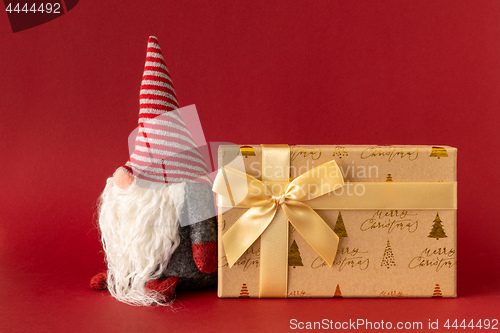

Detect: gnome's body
[91, 36, 217, 306]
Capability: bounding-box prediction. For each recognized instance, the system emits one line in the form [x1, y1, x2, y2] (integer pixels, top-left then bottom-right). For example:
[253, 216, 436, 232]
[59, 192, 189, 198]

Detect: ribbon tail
[222, 204, 278, 267]
[282, 201, 339, 266]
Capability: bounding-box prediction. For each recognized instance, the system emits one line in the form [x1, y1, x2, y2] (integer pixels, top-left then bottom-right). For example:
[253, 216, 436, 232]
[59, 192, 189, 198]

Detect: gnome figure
[90, 36, 217, 306]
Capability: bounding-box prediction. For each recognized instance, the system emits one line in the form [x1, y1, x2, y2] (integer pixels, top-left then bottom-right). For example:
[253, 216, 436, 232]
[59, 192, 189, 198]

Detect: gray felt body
[162, 182, 217, 290]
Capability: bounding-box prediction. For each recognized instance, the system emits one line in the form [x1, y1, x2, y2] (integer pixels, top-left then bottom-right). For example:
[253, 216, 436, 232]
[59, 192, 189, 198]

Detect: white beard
[98, 177, 185, 306]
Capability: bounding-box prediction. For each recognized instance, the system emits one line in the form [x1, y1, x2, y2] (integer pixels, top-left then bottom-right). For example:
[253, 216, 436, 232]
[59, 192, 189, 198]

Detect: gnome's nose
[114, 168, 135, 190]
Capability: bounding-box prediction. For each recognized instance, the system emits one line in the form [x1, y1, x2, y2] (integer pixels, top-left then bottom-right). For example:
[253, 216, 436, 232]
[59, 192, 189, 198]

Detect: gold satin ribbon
[213, 147, 345, 297]
[259, 145, 290, 298]
[218, 182, 458, 210]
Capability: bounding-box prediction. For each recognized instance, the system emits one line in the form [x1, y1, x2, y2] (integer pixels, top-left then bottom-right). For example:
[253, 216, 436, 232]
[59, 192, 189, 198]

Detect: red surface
[0, 1, 499, 332]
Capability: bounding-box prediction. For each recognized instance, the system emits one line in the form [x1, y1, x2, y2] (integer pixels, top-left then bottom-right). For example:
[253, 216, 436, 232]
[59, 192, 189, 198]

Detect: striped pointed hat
[122, 36, 210, 184]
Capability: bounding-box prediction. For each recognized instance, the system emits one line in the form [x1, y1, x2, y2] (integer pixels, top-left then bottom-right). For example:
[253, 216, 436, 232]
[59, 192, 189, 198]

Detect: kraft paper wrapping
[217, 145, 457, 298]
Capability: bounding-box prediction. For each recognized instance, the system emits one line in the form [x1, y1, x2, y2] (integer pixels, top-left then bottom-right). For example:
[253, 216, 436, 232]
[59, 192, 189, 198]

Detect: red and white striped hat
[122, 36, 210, 184]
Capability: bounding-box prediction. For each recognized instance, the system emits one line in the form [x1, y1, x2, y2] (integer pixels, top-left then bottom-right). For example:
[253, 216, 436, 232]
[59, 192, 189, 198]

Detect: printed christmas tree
[430, 147, 448, 159]
[333, 284, 342, 298]
[428, 213, 447, 240]
[432, 284, 443, 298]
[334, 212, 348, 238]
[288, 240, 304, 268]
[380, 240, 396, 268]
[239, 283, 250, 298]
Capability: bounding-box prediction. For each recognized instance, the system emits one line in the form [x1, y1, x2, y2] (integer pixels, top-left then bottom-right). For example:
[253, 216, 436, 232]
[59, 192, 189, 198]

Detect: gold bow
[213, 158, 345, 297]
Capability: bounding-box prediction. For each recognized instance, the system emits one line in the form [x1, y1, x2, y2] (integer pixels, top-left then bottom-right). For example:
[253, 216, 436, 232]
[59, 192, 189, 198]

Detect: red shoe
[145, 277, 179, 303]
[90, 272, 108, 290]
[192, 241, 217, 274]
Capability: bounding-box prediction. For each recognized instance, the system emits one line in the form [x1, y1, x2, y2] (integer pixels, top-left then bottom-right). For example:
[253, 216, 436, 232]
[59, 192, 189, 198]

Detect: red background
[1, 1, 499, 332]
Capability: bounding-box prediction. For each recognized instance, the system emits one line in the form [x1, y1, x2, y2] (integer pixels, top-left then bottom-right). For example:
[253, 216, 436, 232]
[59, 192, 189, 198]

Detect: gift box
[213, 145, 457, 298]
